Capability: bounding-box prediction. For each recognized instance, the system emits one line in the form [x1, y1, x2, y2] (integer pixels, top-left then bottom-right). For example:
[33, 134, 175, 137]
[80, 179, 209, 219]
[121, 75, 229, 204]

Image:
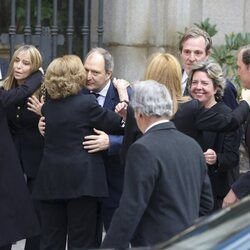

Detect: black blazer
[101, 82, 126, 208]
[222, 80, 239, 110]
[200, 102, 240, 207]
[102, 122, 213, 248]
[33, 92, 123, 200]
[0, 58, 8, 80]
[120, 106, 142, 165]
[231, 113, 250, 198]
[0, 71, 42, 246]
[6, 88, 44, 179]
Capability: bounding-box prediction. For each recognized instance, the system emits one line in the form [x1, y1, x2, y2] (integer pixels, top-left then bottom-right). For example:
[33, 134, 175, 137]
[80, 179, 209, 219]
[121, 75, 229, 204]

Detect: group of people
[0, 26, 250, 250]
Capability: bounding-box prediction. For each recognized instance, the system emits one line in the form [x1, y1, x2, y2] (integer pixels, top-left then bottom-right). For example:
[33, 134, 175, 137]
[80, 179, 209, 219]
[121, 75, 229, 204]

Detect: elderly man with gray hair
[101, 80, 213, 248]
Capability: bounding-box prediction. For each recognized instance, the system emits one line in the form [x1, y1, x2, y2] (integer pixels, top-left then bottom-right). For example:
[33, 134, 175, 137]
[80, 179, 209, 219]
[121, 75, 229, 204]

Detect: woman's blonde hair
[2, 45, 43, 97]
[45, 55, 86, 99]
[189, 60, 225, 101]
[144, 52, 189, 114]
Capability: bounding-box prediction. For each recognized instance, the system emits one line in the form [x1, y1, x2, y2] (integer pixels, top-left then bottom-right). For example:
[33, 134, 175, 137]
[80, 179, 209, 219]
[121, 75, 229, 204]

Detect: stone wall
[91, 0, 250, 82]
[91, 0, 250, 171]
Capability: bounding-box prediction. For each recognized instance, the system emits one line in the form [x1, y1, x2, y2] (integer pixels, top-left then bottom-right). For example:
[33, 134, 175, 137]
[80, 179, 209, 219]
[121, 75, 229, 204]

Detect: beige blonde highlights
[45, 55, 86, 99]
[3, 45, 42, 92]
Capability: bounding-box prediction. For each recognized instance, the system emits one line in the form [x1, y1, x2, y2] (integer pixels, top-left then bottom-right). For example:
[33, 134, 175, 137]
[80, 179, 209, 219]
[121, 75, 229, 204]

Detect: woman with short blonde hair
[32, 54, 123, 250]
[45, 55, 86, 99]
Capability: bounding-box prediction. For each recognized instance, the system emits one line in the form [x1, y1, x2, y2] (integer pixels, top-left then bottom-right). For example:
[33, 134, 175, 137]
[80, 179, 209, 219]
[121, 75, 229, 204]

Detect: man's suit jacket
[0, 58, 8, 80]
[231, 114, 250, 198]
[102, 122, 213, 248]
[101, 82, 126, 208]
[33, 92, 123, 200]
[0, 72, 42, 246]
[222, 80, 239, 110]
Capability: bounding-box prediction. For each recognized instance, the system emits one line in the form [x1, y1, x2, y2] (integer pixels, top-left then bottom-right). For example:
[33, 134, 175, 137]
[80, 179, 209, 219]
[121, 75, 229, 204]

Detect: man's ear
[206, 49, 211, 58]
[134, 111, 142, 119]
[106, 70, 112, 81]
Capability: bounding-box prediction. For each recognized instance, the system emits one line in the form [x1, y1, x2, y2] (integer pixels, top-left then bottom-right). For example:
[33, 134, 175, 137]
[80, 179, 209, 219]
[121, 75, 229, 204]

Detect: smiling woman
[189, 60, 225, 108]
[188, 60, 241, 211]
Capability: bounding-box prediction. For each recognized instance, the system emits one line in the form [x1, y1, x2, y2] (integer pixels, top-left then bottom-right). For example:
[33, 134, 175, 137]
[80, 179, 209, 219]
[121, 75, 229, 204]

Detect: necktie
[92, 92, 100, 99]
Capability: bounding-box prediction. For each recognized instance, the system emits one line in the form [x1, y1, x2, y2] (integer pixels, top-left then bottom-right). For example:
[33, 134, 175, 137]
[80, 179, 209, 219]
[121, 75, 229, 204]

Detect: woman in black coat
[0, 70, 42, 250]
[32, 55, 123, 250]
[189, 60, 241, 210]
[2, 45, 44, 250]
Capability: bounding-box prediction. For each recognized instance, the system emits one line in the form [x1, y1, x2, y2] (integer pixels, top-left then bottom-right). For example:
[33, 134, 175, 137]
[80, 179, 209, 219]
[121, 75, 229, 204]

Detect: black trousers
[95, 203, 117, 247]
[25, 177, 41, 250]
[39, 196, 97, 250]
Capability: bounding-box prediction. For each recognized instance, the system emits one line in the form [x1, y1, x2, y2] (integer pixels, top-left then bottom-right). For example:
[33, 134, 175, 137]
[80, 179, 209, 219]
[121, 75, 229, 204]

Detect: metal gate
[0, 0, 104, 68]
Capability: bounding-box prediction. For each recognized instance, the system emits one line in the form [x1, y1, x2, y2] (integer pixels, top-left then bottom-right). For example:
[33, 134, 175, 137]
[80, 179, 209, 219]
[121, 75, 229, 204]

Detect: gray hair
[130, 80, 173, 118]
[188, 60, 225, 101]
[85, 47, 114, 72]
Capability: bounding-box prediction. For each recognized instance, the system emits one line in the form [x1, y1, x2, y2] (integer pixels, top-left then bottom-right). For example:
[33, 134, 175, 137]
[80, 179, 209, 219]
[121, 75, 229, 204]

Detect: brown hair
[179, 27, 212, 55]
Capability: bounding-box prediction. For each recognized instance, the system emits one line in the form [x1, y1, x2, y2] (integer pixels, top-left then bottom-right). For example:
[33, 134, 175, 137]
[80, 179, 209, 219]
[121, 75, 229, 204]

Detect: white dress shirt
[94, 81, 111, 107]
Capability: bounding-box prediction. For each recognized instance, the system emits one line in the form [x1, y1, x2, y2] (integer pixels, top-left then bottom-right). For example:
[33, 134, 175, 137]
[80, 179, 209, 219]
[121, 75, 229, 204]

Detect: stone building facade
[91, 0, 250, 82]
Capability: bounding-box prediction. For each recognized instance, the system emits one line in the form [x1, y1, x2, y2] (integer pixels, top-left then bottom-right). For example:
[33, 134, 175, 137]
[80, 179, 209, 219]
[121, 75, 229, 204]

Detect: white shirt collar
[97, 80, 111, 98]
[92, 80, 111, 107]
[145, 119, 169, 133]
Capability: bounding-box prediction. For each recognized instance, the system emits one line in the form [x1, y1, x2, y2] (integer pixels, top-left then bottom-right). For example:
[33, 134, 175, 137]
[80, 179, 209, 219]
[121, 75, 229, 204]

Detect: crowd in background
[0, 26, 250, 250]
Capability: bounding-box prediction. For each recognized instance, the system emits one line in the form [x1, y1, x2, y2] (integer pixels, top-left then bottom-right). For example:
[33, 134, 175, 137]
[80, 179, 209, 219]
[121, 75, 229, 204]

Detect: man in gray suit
[101, 80, 214, 248]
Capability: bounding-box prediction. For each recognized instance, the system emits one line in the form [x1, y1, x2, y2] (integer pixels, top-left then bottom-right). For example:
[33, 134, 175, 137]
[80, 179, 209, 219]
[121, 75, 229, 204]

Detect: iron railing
[0, 0, 104, 67]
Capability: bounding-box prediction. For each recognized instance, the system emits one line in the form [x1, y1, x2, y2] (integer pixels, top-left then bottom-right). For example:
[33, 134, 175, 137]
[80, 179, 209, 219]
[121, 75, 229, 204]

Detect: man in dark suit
[0, 58, 8, 80]
[223, 45, 250, 207]
[101, 80, 214, 248]
[179, 27, 239, 110]
[82, 48, 129, 244]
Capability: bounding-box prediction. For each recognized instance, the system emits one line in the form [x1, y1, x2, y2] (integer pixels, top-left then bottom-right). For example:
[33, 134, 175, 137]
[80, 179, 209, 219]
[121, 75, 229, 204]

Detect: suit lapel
[103, 81, 118, 110]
